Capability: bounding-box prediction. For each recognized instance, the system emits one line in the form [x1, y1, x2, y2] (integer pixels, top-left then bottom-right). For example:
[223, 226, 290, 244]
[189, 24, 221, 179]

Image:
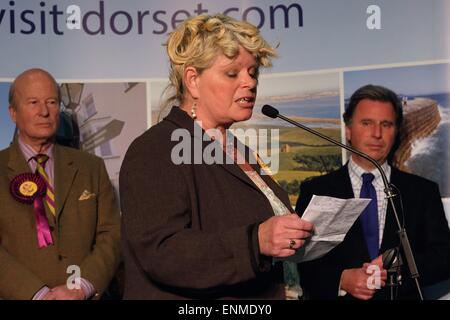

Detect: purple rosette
[10, 173, 47, 204]
[10, 173, 53, 248]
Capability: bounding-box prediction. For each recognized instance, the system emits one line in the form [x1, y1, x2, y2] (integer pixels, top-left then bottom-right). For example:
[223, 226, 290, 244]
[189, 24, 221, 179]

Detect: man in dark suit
[295, 84, 450, 300]
[0, 68, 121, 299]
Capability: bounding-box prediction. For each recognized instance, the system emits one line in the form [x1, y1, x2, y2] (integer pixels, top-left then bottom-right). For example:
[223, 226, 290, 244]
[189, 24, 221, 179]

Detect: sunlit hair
[163, 14, 277, 107]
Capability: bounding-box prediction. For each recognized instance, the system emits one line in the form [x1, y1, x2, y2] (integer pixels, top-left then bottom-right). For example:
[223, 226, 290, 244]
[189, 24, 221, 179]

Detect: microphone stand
[263, 105, 424, 300]
[383, 247, 403, 300]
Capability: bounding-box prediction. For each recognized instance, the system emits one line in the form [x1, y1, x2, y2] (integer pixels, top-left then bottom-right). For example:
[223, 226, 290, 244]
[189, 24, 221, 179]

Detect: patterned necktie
[359, 173, 379, 260]
[33, 154, 56, 216]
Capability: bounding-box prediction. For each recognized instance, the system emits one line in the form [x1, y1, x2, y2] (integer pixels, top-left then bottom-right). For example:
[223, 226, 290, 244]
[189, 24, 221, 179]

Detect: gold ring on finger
[289, 239, 296, 249]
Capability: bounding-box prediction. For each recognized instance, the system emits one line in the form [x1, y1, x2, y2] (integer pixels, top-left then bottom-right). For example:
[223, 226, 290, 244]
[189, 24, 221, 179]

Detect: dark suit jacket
[120, 107, 290, 299]
[0, 142, 121, 300]
[295, 165, 450, 300]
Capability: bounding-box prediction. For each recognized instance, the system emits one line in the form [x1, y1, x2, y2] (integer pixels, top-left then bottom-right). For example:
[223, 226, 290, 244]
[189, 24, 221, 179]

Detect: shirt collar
[18, 136, 55, 162]
[348, 156, 391, 186]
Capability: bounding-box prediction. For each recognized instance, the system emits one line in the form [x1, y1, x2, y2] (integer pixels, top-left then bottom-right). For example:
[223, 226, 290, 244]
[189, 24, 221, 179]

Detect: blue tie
[359, 173, 379, 260]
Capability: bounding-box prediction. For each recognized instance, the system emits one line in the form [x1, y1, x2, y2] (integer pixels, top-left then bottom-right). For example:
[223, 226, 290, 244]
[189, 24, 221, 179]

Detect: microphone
[382, 247, 400, 270]
[262, 104, 423, 300]
[261, 105, 279, 118]
[382, 247, 403, 299]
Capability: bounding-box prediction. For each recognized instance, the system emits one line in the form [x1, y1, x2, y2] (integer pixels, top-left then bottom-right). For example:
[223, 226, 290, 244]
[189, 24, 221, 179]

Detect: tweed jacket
[0, 142, 121, 299]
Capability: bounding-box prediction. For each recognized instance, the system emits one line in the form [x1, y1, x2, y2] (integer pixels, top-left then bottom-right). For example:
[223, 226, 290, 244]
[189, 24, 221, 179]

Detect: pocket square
[79, 190, 96, 201]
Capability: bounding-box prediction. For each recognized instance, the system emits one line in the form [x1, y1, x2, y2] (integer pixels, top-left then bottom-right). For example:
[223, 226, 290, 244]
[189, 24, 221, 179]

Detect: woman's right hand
[258, 214, 314, 257]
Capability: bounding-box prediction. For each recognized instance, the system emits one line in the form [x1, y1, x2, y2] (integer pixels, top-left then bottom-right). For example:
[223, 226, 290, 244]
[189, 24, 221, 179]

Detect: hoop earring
[191, 101, 197, 120]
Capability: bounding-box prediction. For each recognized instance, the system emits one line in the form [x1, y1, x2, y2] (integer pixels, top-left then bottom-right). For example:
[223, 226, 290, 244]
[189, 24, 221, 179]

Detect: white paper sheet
[287, 195, 371, 263]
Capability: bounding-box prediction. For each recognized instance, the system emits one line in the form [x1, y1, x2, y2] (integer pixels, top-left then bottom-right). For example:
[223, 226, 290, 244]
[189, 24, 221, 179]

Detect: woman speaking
[120, 14, 313, 299]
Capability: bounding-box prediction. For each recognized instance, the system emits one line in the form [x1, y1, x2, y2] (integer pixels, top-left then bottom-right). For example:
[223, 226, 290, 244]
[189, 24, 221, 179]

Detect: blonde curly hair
[163, 14, 277, 107]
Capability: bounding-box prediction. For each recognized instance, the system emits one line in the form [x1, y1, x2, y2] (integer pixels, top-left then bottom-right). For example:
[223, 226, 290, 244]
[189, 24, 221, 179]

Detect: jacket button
[58, 255, 63, 261]
[50, 226, 55, 231]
